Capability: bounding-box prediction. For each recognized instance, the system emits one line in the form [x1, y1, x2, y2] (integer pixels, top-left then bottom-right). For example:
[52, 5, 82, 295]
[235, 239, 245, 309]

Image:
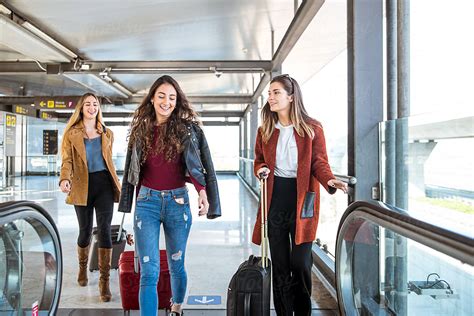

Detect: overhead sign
[13, 104, 37, 117]
[5, 114, 16, 156]
[187, 295, 221, 305]
[39, 111, 58, 121]
[35, 96, 80, 109]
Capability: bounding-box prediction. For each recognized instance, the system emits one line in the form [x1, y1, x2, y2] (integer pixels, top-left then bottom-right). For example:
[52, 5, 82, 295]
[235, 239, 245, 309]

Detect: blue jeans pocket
[172, 194, 189, 206]
[137, 187, 149, 202]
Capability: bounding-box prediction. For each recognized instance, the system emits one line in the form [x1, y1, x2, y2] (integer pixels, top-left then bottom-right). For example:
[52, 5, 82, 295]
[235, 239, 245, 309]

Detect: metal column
[347, 0, 384, 201]
[347, 0, 384, 313]
[394, 1, 410, 315]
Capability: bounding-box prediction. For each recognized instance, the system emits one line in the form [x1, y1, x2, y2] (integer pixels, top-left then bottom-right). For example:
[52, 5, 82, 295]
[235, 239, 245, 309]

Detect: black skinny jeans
[74, 170, 114, 249]
[268, 176, 313, 316]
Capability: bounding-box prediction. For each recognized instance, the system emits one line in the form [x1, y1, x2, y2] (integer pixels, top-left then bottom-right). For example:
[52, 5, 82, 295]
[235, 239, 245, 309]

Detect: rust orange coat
[252, 121, 336, 245]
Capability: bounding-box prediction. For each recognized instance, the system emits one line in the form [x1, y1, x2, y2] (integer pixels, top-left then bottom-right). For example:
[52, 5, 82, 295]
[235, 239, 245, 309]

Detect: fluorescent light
[22, 21, 77, 59]
[111, 81, 132, 97]
[0, 4, 11, 15]
[0, 14, 71, 62]
[64, 73, 132, 98]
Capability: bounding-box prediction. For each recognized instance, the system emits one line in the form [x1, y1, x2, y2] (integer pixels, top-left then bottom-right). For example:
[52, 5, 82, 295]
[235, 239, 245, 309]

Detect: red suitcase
[118, 250, 172, 311]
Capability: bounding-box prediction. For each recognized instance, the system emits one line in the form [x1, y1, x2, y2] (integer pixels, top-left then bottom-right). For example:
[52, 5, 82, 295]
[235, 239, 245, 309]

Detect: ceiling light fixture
[0, 13, 75, 63]
[0, 4, 11, 15]
[110, 81, 133, 97]
[64, 73, 132, 99]
[21, 21, 77, 59]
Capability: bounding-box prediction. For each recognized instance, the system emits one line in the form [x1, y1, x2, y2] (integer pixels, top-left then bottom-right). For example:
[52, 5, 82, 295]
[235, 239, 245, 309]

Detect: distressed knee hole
[183, 213, 188, 221]
[171, 250, 183, 261]
[136, 219, 142, 229]
[143, 256, 149, 263]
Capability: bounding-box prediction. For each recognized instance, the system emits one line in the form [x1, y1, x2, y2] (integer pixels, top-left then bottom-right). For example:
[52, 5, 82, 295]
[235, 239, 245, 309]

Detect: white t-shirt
[274, 121, 298, 178]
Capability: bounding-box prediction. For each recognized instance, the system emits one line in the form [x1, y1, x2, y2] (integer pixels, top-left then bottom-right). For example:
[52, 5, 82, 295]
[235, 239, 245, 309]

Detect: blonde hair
[62, 93, 105, 150]
[261, 74, 316, 143]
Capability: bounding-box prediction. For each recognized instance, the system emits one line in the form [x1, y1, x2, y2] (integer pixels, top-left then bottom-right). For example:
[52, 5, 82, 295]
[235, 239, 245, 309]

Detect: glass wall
[380, 117, 473, 237]
[282, 0, 348, 255]
[26, 117, 64, 175]
[410, 0, 473, 117]
[108, 125, 129, 172]
[202, 125, 239, 172]
[381, 0, 474, 227]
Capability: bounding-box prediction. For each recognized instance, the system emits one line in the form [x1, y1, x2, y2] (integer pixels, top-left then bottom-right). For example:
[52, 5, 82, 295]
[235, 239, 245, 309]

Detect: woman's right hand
[257, 167, 270, 179]
[59, 180, 71, 193]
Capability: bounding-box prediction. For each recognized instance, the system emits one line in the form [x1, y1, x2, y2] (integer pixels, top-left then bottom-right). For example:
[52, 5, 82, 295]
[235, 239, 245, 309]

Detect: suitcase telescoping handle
[259, 174, 269, 269]
[117, 212, 126, 243]
[129, 186, 140, 274]
[116, 186, 140, 273]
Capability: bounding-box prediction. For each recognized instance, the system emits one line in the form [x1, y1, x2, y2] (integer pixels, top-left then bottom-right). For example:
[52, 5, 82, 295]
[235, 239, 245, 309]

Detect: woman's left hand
[198, 190, 209, 216]
[328, 179, 348, 194]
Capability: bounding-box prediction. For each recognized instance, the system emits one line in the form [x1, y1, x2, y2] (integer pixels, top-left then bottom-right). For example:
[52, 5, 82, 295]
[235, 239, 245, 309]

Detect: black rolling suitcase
[88, 213, 127, 271]
[227, 176, 271, 316]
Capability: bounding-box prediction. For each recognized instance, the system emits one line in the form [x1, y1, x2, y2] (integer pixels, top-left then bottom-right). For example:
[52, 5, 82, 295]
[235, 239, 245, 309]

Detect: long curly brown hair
[128, 75, 200, 162]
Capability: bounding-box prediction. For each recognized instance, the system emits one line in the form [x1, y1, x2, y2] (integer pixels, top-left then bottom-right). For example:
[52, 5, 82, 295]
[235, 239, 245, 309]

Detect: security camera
[209, 66, 223, 78]
[99, 68, 112, 81]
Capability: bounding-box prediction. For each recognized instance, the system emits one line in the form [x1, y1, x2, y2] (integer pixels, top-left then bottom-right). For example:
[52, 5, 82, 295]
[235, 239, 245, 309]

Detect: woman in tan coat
[253, 74, 347, 315]
[59, 93, 121, 302]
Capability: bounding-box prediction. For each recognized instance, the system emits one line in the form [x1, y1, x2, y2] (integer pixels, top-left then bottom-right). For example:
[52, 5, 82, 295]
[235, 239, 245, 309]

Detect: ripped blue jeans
[134, 185, 192, 315]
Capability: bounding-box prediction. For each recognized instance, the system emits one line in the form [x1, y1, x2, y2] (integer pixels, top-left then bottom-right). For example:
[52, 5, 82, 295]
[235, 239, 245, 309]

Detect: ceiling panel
[1, 0, 339, 110]
[282, 0, 346, 84]
[0, 43, 32, 61]
[113, 72, 258, 95]
[0, 74, 90, 96]
[6, 0, 295, 61]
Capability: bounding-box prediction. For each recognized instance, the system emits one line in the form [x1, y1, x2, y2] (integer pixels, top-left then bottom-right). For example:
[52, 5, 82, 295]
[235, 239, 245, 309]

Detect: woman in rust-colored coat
[253, 74, 347, 316]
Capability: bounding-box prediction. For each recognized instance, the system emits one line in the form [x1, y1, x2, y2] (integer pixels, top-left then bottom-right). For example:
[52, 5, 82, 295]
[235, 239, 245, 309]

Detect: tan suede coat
[253, 121, 336, 245]
[59, 122, 121, 206]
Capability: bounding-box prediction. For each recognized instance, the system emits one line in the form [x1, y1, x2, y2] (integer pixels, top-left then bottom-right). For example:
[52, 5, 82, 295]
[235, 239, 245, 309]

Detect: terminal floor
[0, 174, 338, 314]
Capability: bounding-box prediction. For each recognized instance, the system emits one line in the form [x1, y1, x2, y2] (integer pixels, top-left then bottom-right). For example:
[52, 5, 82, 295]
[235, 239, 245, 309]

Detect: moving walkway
[1, 200, 472, 315]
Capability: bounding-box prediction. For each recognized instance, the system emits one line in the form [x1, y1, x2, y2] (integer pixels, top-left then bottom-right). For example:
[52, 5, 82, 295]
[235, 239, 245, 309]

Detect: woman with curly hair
[118, 75, 221, 316]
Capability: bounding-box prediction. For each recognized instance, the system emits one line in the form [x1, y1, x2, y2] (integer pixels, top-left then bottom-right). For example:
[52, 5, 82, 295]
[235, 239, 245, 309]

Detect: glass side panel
[380, 116, 474, 237]
[239, 158, 259, 195]
[281, 0, 348, 255]
[0, 215, 59, 315]
[339, 218, 473, 316]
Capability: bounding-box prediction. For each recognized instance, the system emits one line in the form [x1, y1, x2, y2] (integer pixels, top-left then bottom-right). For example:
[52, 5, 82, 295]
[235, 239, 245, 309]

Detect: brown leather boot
[77, 245, 89, 286]
[98, 248, 112, 302]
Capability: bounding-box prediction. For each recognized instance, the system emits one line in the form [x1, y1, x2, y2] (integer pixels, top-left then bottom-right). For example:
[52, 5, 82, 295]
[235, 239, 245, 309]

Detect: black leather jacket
[117, 123, 221, 219]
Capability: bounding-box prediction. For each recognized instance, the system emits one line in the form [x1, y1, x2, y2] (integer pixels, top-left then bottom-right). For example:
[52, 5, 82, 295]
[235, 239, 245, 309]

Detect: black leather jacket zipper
[190, 133, 207, 174]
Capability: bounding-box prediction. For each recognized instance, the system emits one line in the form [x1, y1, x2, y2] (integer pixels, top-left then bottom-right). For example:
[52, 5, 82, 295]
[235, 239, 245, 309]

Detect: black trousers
[268, 176, 313, 316]
[74, 170, 114, 248]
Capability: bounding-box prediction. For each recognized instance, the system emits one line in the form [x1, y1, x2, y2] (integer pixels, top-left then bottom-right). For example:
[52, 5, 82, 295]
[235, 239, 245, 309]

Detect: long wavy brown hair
[128, 75, 200, 162]
[261, 74, 317, 143]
